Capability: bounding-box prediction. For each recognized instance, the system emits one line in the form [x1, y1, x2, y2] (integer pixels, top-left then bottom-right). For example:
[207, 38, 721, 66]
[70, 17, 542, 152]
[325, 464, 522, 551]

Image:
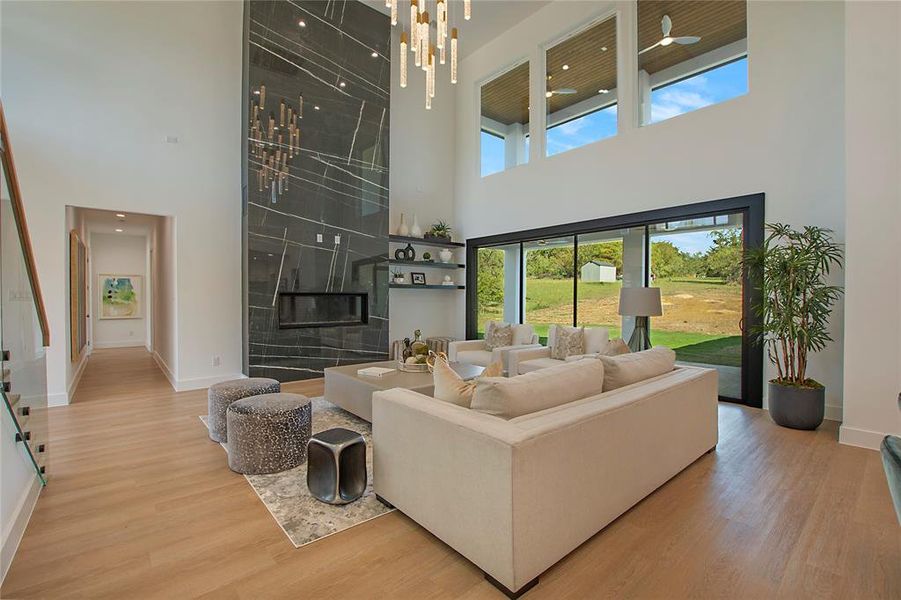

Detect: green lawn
[479, 277, 743, 367]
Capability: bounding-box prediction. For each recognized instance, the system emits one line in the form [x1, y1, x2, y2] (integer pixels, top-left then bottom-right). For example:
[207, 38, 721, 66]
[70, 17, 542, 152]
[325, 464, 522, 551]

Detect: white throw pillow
[583, 327, 610, 354]
[598, 346, 676, 391]
[471, 359, 604, 419]
[433, 358, 503, 407]
[511, 323, 535, 346]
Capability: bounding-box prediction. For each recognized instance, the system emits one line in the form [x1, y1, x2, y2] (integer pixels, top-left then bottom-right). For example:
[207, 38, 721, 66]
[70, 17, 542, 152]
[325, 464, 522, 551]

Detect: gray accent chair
[226, 393, 311, 474]
[207, 377, 280, 442]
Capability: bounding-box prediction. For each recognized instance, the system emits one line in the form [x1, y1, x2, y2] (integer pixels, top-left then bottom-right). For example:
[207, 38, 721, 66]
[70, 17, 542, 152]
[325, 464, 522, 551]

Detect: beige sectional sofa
[372, 362, 718, 597]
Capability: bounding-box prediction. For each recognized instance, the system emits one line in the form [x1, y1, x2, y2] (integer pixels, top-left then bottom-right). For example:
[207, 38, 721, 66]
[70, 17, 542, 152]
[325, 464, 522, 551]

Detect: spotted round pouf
[207, 378, 280, 443]
[226, 393, 312, 475]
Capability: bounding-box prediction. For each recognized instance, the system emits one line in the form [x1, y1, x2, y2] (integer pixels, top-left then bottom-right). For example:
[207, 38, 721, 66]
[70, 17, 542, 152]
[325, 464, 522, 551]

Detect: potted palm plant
[745, 224, 843, 430]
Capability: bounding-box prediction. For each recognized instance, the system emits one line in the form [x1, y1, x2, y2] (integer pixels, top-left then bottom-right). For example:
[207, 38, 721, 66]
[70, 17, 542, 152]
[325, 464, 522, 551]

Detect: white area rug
[200, 396, 392, 547]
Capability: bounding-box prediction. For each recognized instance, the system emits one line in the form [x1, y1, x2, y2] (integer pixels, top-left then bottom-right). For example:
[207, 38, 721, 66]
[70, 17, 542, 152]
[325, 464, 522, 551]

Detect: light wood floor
[2, 348, 899, 599]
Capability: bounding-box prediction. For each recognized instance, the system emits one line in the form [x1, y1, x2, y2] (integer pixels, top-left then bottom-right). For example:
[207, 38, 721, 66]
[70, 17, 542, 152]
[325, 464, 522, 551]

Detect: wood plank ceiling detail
[638, 0, 747, 75]
[480, 1, 747, 129]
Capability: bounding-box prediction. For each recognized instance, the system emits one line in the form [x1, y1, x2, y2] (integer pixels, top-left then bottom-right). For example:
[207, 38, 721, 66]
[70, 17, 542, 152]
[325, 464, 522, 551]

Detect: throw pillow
[484, 321, 513, 350]
[471, 359, 604, 419]
[598, 346, 675, 391]
[551, 325, 584, 360]
[583, 327, 610, 354]
[433, 358, 503, 408]
[602, 338, 631, 356]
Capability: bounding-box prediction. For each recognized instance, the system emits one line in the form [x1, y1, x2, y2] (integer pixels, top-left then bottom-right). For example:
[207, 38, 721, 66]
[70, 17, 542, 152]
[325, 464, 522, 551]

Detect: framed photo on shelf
[410, 272, 426, 285]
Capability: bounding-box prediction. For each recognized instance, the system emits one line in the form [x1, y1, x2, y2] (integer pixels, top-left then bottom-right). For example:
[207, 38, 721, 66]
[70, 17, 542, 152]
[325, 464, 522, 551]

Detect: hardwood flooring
[2, 348, 899, 599]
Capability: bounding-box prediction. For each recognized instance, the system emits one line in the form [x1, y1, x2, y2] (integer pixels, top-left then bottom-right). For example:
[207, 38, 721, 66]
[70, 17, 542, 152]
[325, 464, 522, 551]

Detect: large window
[638, 0, 748, 125]
[467, 195, 765, 406]
[524, 237, 574, 342]
[480, 61, 530, 177]
[545, 14, 618, 156]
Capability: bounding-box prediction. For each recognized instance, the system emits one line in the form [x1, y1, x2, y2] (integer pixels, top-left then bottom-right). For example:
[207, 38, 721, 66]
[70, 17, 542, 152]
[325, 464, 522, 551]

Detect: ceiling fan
[545, 87, 577, 98]
[639, 14, 701, 55]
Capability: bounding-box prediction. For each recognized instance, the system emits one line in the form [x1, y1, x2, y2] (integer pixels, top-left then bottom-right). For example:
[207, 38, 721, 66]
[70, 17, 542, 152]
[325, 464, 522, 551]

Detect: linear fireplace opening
[278, 292, 369, 329]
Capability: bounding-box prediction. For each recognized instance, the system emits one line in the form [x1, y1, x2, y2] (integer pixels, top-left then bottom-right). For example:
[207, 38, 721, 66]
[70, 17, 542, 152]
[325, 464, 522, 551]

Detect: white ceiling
[76, 207, 162, 237]
[363, 0, 549, 57]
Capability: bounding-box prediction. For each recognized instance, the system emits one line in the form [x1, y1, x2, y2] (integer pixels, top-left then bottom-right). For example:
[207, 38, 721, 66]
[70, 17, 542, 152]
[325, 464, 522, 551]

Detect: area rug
[199, 396, 393, 547]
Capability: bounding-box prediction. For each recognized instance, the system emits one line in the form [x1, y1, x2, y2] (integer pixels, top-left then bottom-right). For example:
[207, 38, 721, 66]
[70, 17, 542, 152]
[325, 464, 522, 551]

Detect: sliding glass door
[647, 214, 745, 401]
[466, 195, 764, 407]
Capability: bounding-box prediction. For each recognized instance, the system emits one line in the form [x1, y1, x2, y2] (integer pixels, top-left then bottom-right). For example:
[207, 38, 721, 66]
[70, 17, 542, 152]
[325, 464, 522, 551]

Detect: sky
[480, 57, 749, 176]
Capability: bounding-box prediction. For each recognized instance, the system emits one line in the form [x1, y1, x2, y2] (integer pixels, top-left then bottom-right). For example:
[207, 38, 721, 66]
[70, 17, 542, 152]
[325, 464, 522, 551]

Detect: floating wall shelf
[389, 235, 465, 248]
[389, 284, 465, 290]
[388, 259, 464, 269]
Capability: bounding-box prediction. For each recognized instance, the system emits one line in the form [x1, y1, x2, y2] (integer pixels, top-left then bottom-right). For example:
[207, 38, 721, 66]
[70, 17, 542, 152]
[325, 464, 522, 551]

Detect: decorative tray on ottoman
[397, 360, 430, 373]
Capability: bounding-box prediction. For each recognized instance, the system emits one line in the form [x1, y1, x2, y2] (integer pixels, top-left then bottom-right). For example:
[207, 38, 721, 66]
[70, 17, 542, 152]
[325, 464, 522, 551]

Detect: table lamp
[618, 287, 663, 352]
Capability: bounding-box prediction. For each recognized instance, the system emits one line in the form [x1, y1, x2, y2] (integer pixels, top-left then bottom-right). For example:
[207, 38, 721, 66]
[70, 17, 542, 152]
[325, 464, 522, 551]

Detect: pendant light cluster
[389, 0, 471, 109]
[250, 84, 303, 203]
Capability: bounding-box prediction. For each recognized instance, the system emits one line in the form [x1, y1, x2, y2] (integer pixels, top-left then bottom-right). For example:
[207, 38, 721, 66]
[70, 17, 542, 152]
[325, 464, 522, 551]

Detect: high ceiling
[479, 0, 747, 128]
[363, 0, 550, 58]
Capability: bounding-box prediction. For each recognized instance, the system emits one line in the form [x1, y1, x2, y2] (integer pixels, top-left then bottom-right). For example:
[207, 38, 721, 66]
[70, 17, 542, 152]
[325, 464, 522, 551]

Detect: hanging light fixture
[400, 31, 408, 88]
[250, 83, 301, 202]
[395, 1, 469, 105]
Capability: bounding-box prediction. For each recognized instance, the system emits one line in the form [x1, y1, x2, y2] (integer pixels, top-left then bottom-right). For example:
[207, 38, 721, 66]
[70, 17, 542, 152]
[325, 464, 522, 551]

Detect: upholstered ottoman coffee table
[226, 393, 312, 475]
[208, 377, 280, 442]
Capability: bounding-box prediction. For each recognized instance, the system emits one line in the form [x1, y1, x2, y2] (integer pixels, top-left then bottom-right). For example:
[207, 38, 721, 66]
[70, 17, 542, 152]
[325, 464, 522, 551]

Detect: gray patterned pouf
[208, 377, 280, 443]
[226, 393, 312, 475]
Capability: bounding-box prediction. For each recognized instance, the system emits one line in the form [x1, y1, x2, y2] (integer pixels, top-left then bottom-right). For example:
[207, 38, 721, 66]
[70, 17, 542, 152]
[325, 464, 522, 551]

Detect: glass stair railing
[1, 100, 52, 485]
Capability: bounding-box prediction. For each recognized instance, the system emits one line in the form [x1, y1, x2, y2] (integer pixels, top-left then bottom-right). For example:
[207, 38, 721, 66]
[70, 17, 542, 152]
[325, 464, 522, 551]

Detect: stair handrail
[0, 99, 51, 347]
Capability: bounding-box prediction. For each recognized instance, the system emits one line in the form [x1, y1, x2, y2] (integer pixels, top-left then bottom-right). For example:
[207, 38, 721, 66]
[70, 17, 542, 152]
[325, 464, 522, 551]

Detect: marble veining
[245, 0, 391, 381]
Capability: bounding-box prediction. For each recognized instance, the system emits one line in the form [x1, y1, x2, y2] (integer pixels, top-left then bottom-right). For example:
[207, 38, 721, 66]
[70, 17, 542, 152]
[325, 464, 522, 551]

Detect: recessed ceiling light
[562, 64, 569, 70]
[298, 19, 306, 27]
[371, 51, 378, 58]
[545, 91, 553, 98]
[116, 213, 125, 218]
[267, 253, 274, 257]
[253, 90, 260, 95]
[598, 89, 609, 94]
[115, 228, 123, 233]
[314, 105, 320, 110]
[339, 81, 346, 88]
[601, 46, 608, 52]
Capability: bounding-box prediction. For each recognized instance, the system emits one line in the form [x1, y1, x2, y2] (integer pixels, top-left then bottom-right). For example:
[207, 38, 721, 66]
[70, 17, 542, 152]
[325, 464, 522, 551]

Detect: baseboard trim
[65, 349, 91, 402]
[824, 404, 842, 422]
[93, 340, 147, 349]
[839, 425, 887, 450]
[1, 474, 42, 584]
[47, 393, 69, 407]
[174, 373, 247, 392]
[152, 351, 177, 391]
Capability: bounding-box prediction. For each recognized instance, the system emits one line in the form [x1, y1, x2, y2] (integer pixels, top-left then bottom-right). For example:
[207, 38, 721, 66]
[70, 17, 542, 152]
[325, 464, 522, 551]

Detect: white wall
[454, 1, 847, 415]
[1, 1, 244, 400]
[63, 207, 90, 400]
[152, 216, 178, 383]
[388, 26, 464, 342]
[840, 1, 901, 449]
[90, 233, 148, 349]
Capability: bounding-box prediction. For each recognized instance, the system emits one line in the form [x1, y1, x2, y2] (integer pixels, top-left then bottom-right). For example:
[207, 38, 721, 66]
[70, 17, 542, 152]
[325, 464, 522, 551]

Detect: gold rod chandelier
[390, 0, 470, 109]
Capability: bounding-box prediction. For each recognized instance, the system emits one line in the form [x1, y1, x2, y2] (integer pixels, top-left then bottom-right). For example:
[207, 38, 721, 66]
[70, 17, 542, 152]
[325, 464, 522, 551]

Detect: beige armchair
[509, 325, 610, 375]
[448, 322, 540, 375]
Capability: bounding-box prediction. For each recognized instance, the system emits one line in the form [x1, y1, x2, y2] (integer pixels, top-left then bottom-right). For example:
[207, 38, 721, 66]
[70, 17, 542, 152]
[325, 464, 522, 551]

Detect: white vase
[397, 213, 409, 236]
[439, 248, 453, 263]
[410, 214, 423, 238]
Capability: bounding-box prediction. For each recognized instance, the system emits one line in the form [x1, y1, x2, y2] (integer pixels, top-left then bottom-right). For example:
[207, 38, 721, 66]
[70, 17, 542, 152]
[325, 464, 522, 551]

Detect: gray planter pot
[768, 382, 825, 430]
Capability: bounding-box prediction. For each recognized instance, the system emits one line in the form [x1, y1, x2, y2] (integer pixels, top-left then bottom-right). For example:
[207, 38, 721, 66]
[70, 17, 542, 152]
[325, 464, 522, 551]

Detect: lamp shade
[618, 287, 663, 317]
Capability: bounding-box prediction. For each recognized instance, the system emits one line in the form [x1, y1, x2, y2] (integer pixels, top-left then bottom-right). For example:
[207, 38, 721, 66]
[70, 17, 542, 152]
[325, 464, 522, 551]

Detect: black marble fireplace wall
[244, 0, 390, 381]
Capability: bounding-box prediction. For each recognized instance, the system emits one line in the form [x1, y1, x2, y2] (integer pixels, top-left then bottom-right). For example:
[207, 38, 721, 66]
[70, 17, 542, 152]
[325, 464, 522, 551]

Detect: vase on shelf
[410, 214, 423, 238]
[439, 248, 453, 263]
[397, 213, 409, 237]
